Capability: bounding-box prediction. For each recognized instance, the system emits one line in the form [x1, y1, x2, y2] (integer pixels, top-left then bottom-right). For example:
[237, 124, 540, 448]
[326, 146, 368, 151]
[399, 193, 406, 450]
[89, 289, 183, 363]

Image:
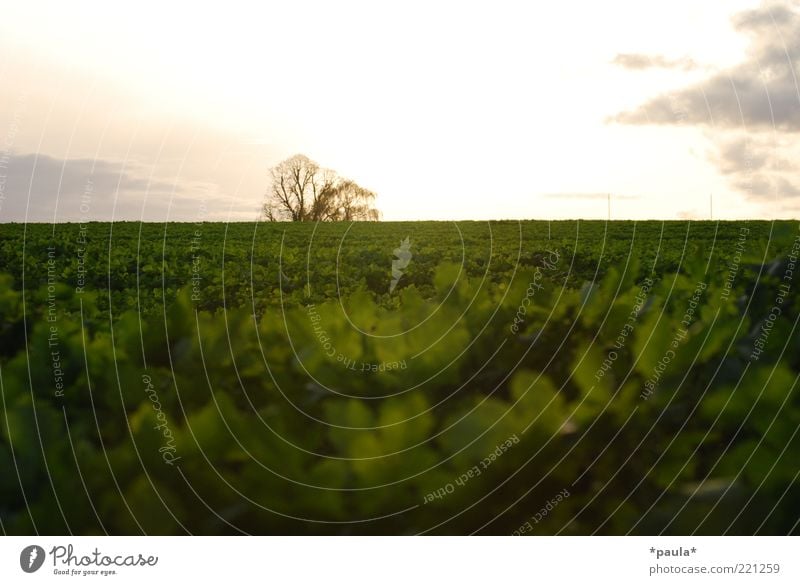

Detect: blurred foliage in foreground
[0, 220, 799, 534]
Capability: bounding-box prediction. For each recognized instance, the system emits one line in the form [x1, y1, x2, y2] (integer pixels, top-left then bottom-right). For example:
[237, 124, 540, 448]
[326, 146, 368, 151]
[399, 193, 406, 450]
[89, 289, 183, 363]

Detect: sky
[0, 0, 798, 222]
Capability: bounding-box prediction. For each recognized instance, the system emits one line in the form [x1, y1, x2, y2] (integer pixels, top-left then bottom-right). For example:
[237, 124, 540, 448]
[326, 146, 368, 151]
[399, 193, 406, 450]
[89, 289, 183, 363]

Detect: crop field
[0, 219, 799, 535]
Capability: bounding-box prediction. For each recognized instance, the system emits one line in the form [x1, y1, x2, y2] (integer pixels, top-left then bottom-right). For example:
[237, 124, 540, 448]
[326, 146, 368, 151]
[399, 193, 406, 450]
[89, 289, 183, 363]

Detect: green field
[1, 220, 799, 534]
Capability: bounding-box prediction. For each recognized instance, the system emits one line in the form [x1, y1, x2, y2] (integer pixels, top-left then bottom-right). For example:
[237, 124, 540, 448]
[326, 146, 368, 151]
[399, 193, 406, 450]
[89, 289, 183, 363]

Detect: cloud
[612, 70, 800, 130]
[610, 1, 800, 206]
[712, 134, 800, 200]
[732, 2, 796, 35]
[611, 53, 698, 71]
[0, 152, 253, 222]
[732, 171, 800, 199]
[612, 2, 800, 130]
[714, 136, 770, 175]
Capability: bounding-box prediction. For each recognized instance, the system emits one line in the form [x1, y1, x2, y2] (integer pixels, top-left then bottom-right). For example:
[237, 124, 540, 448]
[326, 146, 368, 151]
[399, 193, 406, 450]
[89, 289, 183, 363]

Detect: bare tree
[263, 154, 380, 222]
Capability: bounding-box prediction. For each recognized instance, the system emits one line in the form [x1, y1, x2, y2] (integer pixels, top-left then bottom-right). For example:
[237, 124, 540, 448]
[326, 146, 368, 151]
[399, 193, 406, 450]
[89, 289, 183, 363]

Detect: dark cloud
[613, 2, 800, 130]
[0, 152, 250, 222]
[612, 53, 698, 71]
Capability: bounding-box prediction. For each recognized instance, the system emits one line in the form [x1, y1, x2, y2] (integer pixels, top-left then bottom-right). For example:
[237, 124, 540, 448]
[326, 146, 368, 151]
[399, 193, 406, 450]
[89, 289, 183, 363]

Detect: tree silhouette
[263, 154, 379, 221]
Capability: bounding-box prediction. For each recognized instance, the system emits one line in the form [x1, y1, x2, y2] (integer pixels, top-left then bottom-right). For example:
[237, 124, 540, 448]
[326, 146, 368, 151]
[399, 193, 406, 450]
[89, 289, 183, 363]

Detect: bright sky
[0, 0, 797, 221]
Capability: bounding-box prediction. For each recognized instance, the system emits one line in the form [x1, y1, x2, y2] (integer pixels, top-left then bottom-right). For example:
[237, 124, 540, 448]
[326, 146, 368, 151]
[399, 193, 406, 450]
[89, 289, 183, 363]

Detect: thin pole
[607, 193, 611, 221]
[710, 192, 713, 221]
